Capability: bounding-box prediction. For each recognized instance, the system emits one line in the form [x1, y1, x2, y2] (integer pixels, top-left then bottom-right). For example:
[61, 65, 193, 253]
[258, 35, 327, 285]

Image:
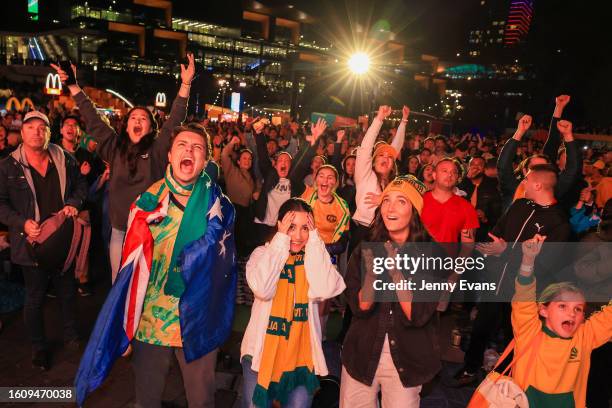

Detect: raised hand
[180, 52, 196, 85]
[277, 211, 296, 235]
[336, 129, 346, 143]
[376, 105, 393, 121]
[402, 105, 410, 121]
[557, 119, 572, 136]
[49, 62, 79, 94]
[310, 118, 328, 145]
[517, 115, 532, 133]
[522, 233, 546, 260]
[555, 95, 570, 108]
[229, 136, 241, 145]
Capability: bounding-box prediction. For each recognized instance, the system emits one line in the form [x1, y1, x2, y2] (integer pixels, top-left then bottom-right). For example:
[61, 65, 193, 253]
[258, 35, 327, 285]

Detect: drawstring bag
[467, 333, 543, 408]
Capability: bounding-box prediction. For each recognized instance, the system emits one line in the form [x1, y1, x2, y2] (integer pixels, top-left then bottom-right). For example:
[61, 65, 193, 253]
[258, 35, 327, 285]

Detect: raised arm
[152, 53, 194, 163]
[289, 118, 327, 194]
[220, 136, 241, 180]
[555, 120, 581, 198]
[253, 120, 273, 177]
[497, 115, 531, 201]
[390, 105, 409, 153]
[51, 63, 118, 163]
[543, 95, 570, 162]
[355, 106, 391, 182]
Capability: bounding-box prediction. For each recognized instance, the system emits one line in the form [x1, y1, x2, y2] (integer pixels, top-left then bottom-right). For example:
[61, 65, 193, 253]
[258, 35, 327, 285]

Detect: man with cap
[0, 111, 87, 370]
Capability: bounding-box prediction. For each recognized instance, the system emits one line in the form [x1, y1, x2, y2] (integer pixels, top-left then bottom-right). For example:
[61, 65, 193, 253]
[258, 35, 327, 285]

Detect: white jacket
[352, 118, 406, 226]
[240, 231, 346, 375]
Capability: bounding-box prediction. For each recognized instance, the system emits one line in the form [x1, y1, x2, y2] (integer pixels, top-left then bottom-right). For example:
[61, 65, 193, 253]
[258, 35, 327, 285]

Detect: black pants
[235, 204, 253, 257]
[22, 266, 78, 352]
[463, 301, 512, 373]
[586, 342, 612, 408]
[339, 220, 372, 343]
[132, 340, 218, 408]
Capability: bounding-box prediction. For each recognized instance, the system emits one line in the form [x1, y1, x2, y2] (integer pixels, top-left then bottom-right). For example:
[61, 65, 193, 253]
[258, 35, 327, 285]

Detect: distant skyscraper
[466, 0, 534, 57]
[504, 0, 534, 46]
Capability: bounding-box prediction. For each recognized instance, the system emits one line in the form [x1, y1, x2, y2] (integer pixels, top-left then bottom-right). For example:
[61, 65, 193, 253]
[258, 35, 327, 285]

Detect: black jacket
[0, 145, 87, 266]
[73, 91, 187, 230]
[497, 117, 581, 211]
[253, 131, 314, 221]
[458, 175, 502, 242]
[485, 198, 571, 297]
[342, 243, 441, 388]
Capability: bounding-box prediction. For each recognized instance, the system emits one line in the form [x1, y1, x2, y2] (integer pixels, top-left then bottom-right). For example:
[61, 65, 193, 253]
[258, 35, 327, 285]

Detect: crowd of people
[0, 55, 611, 408]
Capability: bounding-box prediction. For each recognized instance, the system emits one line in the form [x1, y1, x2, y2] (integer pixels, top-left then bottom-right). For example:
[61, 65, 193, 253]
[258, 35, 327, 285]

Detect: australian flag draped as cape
[74, 177, 236, 406]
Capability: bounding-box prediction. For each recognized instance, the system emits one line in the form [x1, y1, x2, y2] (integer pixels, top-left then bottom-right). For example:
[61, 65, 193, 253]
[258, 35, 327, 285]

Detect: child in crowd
[512, 234, 612, 407]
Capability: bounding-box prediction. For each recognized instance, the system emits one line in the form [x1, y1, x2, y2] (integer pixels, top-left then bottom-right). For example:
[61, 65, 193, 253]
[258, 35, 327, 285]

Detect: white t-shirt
[254, 178, 291, 226]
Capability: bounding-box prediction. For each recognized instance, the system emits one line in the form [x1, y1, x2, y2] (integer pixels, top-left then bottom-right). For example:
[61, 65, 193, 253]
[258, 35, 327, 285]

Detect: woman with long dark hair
[340, 175, 441, 407]
[52, 54, 195, 281]
[241, 198, 345, 407]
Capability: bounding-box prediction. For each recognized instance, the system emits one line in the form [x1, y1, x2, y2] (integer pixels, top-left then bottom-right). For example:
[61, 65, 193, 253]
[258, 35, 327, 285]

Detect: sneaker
[32, 350, 50, 371]
[452, 370, 477, 387]
[78, 283, 93, 297]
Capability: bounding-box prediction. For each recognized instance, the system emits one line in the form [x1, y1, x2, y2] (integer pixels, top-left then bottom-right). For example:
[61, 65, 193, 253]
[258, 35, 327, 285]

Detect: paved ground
[0, 265, 477, 408]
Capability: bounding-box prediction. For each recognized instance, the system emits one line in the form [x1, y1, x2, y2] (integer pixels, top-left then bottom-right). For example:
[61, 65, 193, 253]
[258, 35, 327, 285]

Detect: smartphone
[59, 60, 77, 85]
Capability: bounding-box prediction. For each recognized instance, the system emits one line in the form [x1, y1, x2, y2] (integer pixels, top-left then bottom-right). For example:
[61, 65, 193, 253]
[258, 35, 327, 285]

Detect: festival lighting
[106, 89, 134, 108]
[348, 52, 371, 75]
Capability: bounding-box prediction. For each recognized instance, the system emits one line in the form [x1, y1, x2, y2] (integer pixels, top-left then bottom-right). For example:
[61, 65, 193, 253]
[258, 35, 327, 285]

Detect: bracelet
[182, 81, 192, 86]
[520, 263, 534, 272]
[401, 119, 408, 123]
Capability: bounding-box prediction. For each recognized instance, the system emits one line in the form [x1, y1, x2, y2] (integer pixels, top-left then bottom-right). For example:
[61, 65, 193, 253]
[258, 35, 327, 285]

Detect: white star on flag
[207, 197, 223, 221]
[219, 230, 231, 257]
[206, 181, 212, 188]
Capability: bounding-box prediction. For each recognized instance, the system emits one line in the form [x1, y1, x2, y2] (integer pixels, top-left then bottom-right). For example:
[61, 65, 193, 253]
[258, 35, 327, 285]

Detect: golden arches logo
[155, 92, 167, 108]
[45, 73, 62, 95]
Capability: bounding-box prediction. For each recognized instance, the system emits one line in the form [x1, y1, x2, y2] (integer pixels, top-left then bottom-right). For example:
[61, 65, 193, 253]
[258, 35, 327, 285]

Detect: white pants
[340, 336, 421, 408]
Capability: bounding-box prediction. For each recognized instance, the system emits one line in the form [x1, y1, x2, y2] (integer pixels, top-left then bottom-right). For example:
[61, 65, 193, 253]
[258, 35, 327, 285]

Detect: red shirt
[421, 191, 480, 243]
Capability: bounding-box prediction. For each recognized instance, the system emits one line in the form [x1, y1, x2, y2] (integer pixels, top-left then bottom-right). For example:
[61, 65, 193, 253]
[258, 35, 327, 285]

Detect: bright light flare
[348, 52, 370, 75]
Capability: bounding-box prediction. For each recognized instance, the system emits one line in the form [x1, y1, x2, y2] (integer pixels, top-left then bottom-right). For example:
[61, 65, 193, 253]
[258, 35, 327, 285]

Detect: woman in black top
[51, 54, 194, 282]
[340, 175, 441, 408]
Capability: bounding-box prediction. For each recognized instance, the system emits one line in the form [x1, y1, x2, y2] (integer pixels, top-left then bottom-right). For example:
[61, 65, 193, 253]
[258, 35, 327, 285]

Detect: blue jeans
[109, 227, 126, 284]
[241, 358, 313, 408]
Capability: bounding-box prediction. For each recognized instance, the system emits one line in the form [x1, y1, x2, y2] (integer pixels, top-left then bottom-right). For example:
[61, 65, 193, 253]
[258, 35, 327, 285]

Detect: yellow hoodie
[511, 276, 612, 408]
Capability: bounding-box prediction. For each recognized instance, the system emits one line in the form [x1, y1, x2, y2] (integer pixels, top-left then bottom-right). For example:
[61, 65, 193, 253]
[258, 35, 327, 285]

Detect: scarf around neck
[136, 165, 211, 297]
[252, 251, 318, 407]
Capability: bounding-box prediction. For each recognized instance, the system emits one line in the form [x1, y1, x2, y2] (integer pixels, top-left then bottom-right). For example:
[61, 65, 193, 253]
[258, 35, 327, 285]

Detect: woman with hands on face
[241, 198, 345, 408]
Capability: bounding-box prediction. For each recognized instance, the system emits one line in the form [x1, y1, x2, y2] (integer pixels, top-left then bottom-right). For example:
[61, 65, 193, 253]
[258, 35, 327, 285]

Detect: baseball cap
[23, 111, 50, 127]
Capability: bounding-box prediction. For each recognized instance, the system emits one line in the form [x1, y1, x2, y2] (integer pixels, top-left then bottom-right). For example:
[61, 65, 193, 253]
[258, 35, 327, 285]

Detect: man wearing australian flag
[75, 122, 236, 408]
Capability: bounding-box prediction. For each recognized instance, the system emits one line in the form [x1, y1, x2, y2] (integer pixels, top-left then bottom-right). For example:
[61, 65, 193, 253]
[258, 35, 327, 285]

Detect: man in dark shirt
[0, 111, 87, 370]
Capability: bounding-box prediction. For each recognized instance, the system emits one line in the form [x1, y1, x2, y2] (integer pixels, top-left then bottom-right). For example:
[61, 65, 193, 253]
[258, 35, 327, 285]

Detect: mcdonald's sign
[44, 73, 63, 95]
[4, 97, 35, 111]
[155, 92, 167, 108]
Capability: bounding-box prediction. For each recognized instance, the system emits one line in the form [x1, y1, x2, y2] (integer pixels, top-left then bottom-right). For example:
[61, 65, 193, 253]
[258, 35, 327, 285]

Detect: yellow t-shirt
[512, 278, 612, 408]
[135, 197, 184, 347]
[301, 186, 350, 245]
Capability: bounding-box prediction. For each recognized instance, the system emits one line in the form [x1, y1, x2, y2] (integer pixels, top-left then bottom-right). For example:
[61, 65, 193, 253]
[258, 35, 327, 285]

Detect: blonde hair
[538, 282, 584, 305]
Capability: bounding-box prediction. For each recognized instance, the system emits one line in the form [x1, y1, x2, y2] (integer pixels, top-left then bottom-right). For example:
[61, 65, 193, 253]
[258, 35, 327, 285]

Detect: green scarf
[136, 165, 211, 297]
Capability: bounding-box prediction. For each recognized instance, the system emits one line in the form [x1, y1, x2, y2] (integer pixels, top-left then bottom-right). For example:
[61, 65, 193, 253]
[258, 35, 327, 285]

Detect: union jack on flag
[74, 180, 236, 406]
